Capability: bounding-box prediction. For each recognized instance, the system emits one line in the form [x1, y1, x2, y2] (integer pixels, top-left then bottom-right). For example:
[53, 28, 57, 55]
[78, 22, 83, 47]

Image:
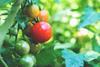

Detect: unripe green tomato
[15, 40, 30, 55]
[19, 54, 36, 67]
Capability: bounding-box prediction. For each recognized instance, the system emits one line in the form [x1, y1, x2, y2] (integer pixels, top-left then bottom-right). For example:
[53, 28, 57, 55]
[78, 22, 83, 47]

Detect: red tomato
[30, 21, 52, 43]
[38, 10, 48, 22]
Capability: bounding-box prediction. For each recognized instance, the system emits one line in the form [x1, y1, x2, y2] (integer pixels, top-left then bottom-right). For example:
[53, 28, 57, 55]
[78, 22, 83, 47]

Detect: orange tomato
[38, 10, 48, 22]
[24, 4, 40, 18]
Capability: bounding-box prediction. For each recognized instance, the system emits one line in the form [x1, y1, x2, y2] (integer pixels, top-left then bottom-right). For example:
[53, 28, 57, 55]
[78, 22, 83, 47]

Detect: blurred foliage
[0, 0, 100, 67]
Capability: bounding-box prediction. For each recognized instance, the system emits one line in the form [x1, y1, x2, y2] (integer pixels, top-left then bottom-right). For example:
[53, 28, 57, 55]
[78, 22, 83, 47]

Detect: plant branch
[0, 0, 24, 50]
[0, 0, 24, 66]
[0, 55, 8, 67]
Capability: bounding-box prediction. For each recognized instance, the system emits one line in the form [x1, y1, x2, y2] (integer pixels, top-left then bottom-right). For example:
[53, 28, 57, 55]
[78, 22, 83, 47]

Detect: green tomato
[19, 54, 36, 67]
[15, 40, 30, 55]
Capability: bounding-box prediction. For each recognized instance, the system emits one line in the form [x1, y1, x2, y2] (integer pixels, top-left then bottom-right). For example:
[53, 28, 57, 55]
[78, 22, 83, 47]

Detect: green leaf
[0, 48, 6, 53]
[36, 45, 56, 66]
[36, 46, 55, 65]
[54, 42, 74, 50]
[62, 49, 84, 67]
[92, 35, 100, 53]
[78, 6, 100, 29]
[93, 63, 100, 67]
[0, 0, 24, 50]
[32, 0, 40, 4]
[0, 0, 11, 7]
[85, 25, 97, 33]
[84, 50, 100, 62]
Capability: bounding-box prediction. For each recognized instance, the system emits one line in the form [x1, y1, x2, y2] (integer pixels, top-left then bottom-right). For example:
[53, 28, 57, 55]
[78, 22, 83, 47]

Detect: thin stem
[0, 55, 8, 67]
[0, 0, 24, 50]
[0, 0, 24, 67]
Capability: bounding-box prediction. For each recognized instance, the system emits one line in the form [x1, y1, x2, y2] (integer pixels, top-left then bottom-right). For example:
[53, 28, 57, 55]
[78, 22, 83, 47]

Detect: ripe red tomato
[30, 21, 52, 43]
[24, 4, 40, 18]
[38, 10, 48, 22]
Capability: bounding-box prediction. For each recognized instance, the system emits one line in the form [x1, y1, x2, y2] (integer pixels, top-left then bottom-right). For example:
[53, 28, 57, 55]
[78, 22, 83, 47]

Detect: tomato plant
[0, 0, 100, 67]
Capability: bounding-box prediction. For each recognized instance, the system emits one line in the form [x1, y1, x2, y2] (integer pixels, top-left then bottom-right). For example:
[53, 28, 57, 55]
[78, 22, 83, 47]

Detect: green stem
[0, 55, 8, 67]
[0, 0, 24, 48]
[0, 0, 24, 66]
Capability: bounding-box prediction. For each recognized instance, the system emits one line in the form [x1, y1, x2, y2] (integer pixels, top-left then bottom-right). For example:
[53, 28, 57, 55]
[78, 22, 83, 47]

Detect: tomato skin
[38, 10, 48, 22]
[15, 40, 30, 55]
[30, 21, 52, 43]
[24, 4, 40, 18]
[19, 54, 36, 67]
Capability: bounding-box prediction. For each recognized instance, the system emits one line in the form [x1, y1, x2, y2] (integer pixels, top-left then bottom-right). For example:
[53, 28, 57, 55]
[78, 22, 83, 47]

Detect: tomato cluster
[24, 4, 52, 43]
[2, 3, 52, 67]
[18, 4, 52, 66]
[3, 37, 36, 67]
[16, 40, 36, 67]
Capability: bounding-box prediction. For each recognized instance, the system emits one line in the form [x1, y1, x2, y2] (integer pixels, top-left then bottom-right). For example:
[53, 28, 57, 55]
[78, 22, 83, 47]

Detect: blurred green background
[0, 0, 100, 67]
